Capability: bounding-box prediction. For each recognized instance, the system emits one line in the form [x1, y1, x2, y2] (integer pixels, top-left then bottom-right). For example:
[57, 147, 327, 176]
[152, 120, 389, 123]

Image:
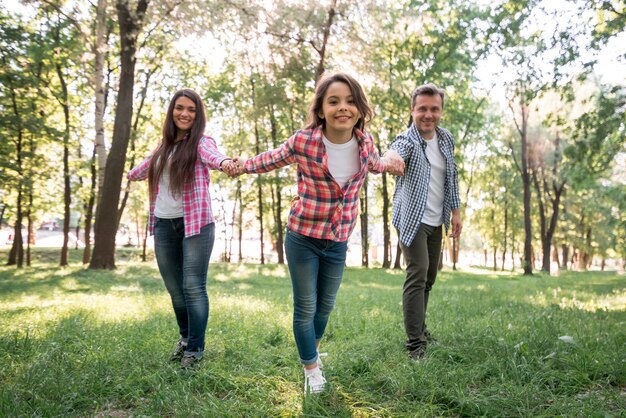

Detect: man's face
[411, 94, 442, 139]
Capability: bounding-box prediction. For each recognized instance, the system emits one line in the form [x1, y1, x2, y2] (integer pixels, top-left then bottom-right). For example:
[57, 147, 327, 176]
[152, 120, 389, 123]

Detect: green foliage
[0, 253, 624, 416]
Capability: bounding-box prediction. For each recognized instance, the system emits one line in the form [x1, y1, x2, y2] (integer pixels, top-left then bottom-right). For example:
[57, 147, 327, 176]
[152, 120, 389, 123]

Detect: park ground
[0, 248, 624, 417]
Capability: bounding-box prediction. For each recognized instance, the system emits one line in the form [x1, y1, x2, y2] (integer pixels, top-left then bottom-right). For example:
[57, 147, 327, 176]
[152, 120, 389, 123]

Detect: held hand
[222, 158, 244, 178]
[450, 210, 462, 239]
[231, 157, 246, 177]
[383, 150, 405, 177]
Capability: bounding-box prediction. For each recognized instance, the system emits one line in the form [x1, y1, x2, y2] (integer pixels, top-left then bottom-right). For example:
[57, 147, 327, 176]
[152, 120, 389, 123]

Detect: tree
[90, 0, 149, 269]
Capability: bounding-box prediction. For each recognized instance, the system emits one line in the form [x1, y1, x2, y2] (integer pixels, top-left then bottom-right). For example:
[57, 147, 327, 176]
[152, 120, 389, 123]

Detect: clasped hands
[382, 150, 405, 176]
[221, 158, 245, 178]
[222, 151, 404, 178]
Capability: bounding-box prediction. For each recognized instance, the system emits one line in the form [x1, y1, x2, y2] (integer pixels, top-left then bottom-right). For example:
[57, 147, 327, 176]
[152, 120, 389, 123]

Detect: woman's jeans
[399, 224, 442, 351]
[153, 217, 215, 357]
[284, 228, 348, 366]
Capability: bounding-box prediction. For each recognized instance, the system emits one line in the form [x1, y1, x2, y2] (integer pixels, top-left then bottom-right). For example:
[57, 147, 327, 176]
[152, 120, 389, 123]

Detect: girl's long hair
[148, 89, 207, 199]
[304, 72, 373, 132]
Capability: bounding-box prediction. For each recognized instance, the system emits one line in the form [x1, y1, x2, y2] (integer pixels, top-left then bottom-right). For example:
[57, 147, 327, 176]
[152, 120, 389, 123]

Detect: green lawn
[1, 249, 624, 417]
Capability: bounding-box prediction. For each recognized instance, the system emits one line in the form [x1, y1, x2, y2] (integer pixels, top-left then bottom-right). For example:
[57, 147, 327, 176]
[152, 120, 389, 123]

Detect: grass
[0, 248, 624, 417]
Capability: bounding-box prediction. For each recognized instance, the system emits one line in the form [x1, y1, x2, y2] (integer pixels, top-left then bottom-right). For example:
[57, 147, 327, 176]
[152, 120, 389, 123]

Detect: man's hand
[450, 209, 462, 238]
[382, 150, 405, 177]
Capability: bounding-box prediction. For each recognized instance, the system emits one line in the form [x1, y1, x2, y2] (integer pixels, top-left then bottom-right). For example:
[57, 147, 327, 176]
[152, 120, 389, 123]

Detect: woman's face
[172, 96, 196, 132]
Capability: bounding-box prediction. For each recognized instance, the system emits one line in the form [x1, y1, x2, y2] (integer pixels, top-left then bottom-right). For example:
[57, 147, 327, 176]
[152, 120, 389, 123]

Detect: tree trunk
[561, 244, 569, 270]
[90, 0, 148, 270]
[55, 62, 72, 267]
[237, 179, 243, 263]
[314, 0, 337, 83]
[26, 189, 33, 267]
[7, 188, 24, 268]
[502, 196, 508, 271]
[360, 178, 369, 267]
[83, 145, 97, 264]
[268, 105, 284, 264]
[250, 77, 265, 265]
[94, 0, 108, 203]
[393, 242, 402, 269]
[7, 88, 24, 267]
[141, 214, 148, 262]
[509, 99, 533, 275]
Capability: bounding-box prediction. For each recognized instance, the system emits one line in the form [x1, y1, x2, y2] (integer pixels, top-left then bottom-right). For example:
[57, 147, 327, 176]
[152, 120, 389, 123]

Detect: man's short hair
[410, 83, 445, 109]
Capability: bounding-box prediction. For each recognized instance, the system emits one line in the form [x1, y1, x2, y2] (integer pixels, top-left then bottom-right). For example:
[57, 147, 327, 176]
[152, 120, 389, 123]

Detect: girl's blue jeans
[284, 228, 348, 366]
[153, 217, 215, 356]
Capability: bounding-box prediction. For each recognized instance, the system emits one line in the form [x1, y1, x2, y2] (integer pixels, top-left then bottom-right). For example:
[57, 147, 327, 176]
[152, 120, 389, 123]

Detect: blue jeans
[153, 217, 215, 356]
[284, 228, 348, 366]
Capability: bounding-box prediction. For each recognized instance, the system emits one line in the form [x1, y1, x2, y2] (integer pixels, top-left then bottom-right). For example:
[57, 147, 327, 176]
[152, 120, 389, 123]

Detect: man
[386, 83, 462, 359]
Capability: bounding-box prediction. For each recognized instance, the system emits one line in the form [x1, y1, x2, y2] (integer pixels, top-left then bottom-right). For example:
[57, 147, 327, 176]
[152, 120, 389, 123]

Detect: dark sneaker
[180, 353, 202, 369]
[424, 331, 437, 343]
[169, 339, 187, 361]
[409, 346, 426, 360]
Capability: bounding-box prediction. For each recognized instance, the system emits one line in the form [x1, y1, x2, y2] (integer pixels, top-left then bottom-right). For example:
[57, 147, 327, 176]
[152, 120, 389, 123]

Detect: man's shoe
[303, 368, 326, 394]
[424, 331, 437, 343]
[169, 339, 187, 361]
[409, 346, 426, 360]
[180, 353, 202, 368]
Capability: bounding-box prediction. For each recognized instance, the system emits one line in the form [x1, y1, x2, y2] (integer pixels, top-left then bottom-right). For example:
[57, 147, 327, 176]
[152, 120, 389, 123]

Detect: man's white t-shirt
[422, 132, 445, 227]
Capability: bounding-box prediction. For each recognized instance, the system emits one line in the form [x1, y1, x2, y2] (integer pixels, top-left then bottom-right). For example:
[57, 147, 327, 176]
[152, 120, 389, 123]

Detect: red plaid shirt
[128, 135, 230, 237]
[244, 126, 387, 242]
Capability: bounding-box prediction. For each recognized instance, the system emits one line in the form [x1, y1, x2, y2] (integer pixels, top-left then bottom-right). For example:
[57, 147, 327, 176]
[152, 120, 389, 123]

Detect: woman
[128, 89, 237, 368]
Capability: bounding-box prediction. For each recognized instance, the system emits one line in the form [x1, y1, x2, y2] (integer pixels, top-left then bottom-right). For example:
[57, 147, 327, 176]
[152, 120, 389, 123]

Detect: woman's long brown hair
[148, 89, 207, 199]
[304, 72, 373, 132]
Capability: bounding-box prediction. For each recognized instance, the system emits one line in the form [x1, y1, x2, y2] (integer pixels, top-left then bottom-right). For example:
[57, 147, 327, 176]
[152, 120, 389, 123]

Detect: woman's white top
[154, 157, 184, 219]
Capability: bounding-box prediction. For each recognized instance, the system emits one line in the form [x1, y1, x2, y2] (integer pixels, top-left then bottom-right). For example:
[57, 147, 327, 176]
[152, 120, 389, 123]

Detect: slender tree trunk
[250, 77, 265, 264]
[509, 99, 533, 275]
[26, 190, 33, 267]
[8, 188, 24, 268]
[94, 0, 108, 202]
[7, 89, 24, 267]
[393, 242, 402, 269]
[360, 178, 369, 267]
[237, 179, 243, 263]
[314, 0, 337, 83]
[561, 244, 569, 270]
[83, 145, 97, 264]
[269, 105, 284, 264]
[378, 142, 391, 268]
[90, 0, 148, 269]
[141, 214, 148, 262]
[55, 62, 71, 267]
[502, 196, 508, 271]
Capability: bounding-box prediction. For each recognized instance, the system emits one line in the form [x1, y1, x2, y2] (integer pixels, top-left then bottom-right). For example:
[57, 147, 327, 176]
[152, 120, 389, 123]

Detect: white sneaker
[303, 367, 326, 394]
[317, 351, 328, 368]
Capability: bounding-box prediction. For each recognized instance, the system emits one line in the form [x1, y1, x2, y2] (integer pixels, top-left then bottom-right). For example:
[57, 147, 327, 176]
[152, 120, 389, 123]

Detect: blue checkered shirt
[390, 124, 461, 247]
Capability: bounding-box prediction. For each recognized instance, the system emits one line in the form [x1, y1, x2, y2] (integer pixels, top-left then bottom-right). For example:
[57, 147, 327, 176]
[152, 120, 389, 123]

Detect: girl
[234, 73, 403, 393]
[128, 89, 237, 368]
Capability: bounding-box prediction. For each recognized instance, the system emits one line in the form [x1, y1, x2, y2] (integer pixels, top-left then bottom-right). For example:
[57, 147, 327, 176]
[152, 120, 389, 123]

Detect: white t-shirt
[154, 159, 184, 219]
[322, 134, 360, 188]
[422, 133, 445, 226]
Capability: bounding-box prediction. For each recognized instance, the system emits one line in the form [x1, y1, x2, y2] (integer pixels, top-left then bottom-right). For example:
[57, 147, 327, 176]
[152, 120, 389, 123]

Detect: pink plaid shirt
[244, 126, 387, 242]
[128, 135, 230, 237]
